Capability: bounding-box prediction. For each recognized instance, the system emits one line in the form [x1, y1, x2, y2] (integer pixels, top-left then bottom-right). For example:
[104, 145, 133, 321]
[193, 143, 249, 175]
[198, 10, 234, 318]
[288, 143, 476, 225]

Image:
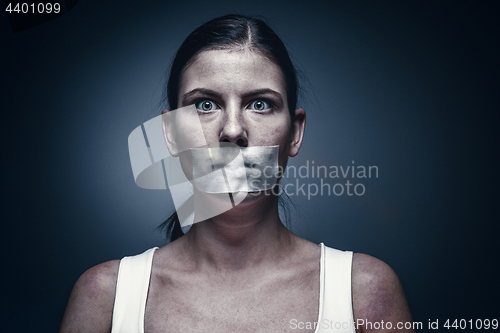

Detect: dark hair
[159, 14, 300, 242]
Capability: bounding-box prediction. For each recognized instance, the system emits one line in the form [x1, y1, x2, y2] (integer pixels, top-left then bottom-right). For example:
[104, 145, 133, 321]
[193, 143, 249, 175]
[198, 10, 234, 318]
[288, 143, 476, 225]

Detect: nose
[219, 105, 248, 147]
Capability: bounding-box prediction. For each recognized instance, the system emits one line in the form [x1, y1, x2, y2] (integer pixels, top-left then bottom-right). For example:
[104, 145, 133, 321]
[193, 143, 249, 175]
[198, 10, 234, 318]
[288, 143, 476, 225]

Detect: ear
[161, 109, 179, 157]
[289, 108, 306, 157]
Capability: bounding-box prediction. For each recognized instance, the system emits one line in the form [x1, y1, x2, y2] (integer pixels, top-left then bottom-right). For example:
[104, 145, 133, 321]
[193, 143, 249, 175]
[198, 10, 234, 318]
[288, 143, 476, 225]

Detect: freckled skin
[59, 49, 414, 333]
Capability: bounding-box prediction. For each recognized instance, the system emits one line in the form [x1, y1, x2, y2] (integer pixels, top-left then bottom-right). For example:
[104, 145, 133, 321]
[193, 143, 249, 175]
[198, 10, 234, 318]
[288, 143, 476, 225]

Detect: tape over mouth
[128, 105, 280, 228]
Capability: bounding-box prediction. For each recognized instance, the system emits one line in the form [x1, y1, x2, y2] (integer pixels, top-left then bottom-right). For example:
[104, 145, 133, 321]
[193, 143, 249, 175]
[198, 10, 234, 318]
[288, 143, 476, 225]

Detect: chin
[230, 189, 277, 205]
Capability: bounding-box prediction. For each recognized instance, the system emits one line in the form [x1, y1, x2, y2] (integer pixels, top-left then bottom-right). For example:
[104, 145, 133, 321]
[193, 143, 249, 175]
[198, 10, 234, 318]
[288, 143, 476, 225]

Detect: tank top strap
[111, 247, 158, 333]
[316, 243, 355, 333]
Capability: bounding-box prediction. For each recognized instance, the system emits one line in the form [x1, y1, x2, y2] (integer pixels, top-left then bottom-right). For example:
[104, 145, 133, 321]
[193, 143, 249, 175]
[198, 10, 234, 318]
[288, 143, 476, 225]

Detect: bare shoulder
[59, 260, 120, 333]
[352, 253, 415, 332]
[352, 253, 400, 289]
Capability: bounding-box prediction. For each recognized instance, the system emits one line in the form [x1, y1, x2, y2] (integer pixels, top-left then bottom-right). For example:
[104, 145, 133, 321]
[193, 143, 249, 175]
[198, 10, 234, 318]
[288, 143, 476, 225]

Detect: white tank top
[111, 244, 355, 333]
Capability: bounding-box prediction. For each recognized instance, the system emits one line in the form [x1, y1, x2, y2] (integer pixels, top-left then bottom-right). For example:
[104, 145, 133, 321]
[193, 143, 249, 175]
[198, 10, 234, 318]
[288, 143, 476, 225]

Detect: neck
[181, 193, 295, 271]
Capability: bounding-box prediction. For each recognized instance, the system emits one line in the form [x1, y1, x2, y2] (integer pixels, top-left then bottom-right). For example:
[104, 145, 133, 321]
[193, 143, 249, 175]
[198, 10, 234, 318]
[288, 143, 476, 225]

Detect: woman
[60, 15, 415, 333]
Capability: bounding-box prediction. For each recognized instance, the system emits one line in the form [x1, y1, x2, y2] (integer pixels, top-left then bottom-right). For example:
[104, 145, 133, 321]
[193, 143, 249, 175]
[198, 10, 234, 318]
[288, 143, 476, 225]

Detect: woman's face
[176, 49, 305, 170]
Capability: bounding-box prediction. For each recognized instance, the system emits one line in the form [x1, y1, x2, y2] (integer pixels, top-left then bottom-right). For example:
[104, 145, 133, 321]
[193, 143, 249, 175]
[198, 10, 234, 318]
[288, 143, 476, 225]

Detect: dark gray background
[2, 0, 498, 331]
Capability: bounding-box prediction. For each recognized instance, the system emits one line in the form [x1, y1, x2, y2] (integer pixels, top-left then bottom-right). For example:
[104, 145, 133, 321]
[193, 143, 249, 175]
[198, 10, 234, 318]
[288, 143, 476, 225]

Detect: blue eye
[196, 100, 217, 112]
[250, 100, 270, 111]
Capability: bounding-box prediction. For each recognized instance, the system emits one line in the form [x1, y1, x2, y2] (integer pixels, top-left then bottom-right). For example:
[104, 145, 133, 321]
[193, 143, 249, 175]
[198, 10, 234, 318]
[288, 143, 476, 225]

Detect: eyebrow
[242, 89, 284, 101]
[183, 88, 222, 100]
[182, 88, 284, 102]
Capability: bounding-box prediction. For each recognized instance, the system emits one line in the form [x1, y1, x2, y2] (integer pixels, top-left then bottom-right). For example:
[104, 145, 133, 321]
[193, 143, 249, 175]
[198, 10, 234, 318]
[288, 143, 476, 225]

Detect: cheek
[199, 122, 223, 146]
[258, 119, 292, 147]
[255, 120, 292, 164]
[172, 110, 209, 150]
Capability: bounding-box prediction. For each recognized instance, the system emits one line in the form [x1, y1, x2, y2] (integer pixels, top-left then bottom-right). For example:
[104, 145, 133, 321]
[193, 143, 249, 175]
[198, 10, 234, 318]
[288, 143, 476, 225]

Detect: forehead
[179, 49, 286, 96]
